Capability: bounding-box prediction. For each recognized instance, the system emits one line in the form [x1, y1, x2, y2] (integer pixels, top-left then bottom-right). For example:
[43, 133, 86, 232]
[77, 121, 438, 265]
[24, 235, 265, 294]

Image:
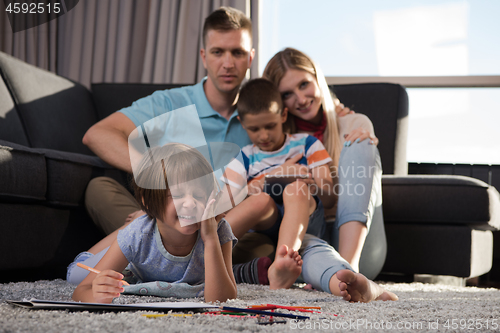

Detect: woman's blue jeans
[300, 140, 386, 292]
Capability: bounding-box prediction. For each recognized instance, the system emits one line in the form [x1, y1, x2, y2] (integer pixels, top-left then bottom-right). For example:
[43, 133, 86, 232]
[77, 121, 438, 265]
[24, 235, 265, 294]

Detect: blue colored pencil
[220, 306, 309, 320]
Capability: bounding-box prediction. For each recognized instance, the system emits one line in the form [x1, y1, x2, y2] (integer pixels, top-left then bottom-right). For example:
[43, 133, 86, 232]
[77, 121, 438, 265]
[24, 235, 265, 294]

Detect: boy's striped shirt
[224, 133, 332, 188]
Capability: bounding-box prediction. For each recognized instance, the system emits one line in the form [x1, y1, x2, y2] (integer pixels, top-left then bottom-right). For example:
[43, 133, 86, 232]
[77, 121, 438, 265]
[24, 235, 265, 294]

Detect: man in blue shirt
[83, 7, 255, 234]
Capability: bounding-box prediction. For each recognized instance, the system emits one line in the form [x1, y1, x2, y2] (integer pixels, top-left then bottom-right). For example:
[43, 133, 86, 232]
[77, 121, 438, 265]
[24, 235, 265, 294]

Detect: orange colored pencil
[250, 304, 321, 311]
[76, 262, 130, 286]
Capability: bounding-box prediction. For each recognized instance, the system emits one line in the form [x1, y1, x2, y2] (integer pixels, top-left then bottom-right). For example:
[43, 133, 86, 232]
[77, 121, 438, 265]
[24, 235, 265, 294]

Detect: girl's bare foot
[336, 269, 398, 302]
[268, 245, 302, 289]
[303, 283, 314, 290]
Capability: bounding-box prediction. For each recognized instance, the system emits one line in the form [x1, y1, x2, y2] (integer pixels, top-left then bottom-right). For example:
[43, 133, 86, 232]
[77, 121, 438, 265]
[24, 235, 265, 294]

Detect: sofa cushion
[0, 52, 97, 155]
[382, 175, 500, 229]
[0, 140, 46, 202]
[0, 139, 126, 207]
[383, 223, 493, 278]
[39, 148, 127, 207]
[0, 203, 69, 270]
[331, 83, 409, 175]
[0, 76, 29, 146]
[91, 83, 184, 120]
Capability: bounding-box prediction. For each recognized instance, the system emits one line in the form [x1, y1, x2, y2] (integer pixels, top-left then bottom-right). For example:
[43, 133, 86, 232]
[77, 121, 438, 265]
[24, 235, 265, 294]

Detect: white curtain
[0, 0, 259, 88]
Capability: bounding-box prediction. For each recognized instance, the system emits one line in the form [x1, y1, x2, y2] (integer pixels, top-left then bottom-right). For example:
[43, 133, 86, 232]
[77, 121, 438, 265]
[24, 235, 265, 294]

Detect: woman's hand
[344, 127, 379, 147]
[91, 269, 126, 303]
[335, 101, 355, 117]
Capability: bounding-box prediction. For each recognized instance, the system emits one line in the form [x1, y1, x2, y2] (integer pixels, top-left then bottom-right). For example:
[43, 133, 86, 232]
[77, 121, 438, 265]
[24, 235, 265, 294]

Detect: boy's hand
[272, 152, 310, 177]
[247, 153, 313, 195]
[247, 179, 264, 194]
[91, 270, 126, 303]
[288, 176, 317, 196]
[305, 178, 319, 195]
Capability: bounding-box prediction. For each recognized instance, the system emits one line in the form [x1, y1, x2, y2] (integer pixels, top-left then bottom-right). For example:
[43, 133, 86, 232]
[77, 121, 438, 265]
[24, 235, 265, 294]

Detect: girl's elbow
[222, 291, 237, 303]
[228, 288, 237, 300]
[71, 291, 86, 303]
[207, 289, 237, 303]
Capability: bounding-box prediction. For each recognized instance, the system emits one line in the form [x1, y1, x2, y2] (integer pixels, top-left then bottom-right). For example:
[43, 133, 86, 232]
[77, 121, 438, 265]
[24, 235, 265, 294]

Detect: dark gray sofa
[330, 85, 500, 279]
[1, 51, 499, 282]
[0, 52, 126, 281]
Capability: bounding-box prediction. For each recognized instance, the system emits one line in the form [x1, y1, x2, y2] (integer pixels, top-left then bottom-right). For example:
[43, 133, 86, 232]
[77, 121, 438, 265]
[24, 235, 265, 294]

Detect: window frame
[326, 76, 500, 88]
[325, 75, 500, 166]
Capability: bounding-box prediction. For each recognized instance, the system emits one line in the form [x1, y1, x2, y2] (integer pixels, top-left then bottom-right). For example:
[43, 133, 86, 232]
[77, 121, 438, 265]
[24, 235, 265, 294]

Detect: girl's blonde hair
[262, 47, 342, 169]
[132, 143, 217, 220]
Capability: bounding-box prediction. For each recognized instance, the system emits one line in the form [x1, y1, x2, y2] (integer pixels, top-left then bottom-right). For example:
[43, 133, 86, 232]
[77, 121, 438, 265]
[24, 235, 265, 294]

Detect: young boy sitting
[224, 78, 335, 290]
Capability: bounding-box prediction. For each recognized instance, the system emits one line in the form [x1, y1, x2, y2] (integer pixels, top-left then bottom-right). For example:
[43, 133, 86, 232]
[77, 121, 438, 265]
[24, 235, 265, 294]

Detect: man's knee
[85, 176, 139, 234]
[87, 176, 121, 193]
[86, 177, 108, 207]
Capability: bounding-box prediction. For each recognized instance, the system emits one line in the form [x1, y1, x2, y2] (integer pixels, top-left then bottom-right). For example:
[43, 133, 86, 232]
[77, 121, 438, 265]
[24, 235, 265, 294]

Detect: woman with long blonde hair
[263, 47, 385, 280]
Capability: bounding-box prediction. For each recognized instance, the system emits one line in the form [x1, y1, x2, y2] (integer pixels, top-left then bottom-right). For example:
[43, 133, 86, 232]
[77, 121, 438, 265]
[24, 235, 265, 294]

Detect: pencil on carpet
[76, 263, 130, 286]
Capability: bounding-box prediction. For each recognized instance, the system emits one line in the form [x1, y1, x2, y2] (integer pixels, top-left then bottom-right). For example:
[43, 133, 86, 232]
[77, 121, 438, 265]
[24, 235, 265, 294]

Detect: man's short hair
[203, 6, 252, 47]
[237, 78, 283, 120]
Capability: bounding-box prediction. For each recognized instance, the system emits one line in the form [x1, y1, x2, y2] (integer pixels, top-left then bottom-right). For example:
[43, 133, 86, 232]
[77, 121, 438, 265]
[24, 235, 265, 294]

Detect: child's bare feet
[268, 245, 302, 290]
[303, 283, 314, 290]
[337, 269, 398, 302]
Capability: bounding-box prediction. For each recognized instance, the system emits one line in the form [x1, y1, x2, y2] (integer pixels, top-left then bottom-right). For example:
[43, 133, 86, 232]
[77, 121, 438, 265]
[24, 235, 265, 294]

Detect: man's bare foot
[337, 269, 398, 302]
[268, 245, 302, 290]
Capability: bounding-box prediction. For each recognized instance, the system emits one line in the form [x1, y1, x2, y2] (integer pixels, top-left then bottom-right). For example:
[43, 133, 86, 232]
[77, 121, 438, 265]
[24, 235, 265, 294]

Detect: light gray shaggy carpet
[1, 279, 500, 332]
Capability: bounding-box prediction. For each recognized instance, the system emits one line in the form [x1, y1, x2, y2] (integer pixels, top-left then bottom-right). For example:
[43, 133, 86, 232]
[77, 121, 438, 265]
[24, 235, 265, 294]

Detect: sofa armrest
[38, 147, 128, 207]
[381, 175, 498, 277]
[381, 175, 500, 230]
[0, 140, 47, 203]
[0, 139, 128, 207]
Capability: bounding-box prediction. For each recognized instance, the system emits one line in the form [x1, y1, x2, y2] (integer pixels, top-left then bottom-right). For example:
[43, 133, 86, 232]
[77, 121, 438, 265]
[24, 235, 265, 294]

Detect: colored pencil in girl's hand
[76, 263, 130, 286]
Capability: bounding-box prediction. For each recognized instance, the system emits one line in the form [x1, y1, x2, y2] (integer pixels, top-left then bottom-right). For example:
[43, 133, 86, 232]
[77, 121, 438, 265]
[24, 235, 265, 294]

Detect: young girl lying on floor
[69, 143, 237, 303]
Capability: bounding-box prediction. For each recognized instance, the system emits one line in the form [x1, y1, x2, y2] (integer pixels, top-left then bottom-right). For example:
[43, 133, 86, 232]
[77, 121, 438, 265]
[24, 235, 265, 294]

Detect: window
[259, 0, 500, 164]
